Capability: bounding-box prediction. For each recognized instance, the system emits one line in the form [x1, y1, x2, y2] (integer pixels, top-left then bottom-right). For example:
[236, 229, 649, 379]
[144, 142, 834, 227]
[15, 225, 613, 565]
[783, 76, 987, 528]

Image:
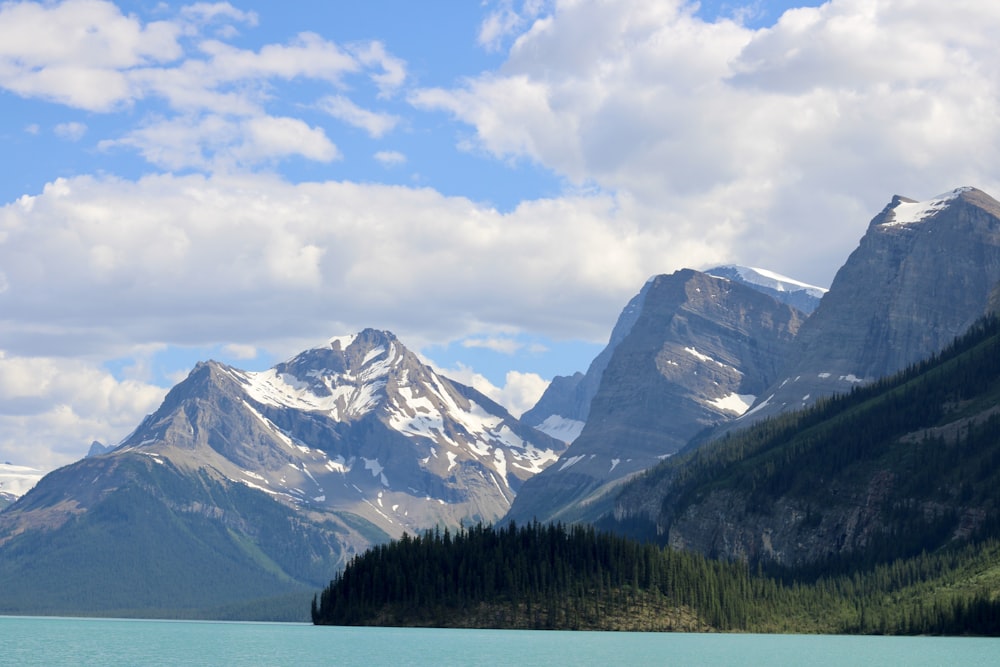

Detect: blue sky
[3, 0, 1000, 472]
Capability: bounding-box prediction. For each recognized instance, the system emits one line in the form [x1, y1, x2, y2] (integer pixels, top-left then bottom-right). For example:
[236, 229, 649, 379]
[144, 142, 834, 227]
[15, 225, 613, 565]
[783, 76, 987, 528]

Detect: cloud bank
[3, 0, 1000, 470]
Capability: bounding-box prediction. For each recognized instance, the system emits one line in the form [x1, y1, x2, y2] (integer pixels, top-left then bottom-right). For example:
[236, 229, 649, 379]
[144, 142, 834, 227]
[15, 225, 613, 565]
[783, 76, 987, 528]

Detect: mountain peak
[704, 264, 827, 314]
[877, 186, 987, 228]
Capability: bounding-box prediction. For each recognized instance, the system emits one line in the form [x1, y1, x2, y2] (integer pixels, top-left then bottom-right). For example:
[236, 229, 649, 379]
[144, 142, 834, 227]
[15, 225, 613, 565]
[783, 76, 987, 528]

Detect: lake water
[1, 616, 998, 666]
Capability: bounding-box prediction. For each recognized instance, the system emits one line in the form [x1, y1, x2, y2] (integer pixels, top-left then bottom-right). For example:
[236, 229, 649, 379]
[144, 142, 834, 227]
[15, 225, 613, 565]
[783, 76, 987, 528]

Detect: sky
[2, 0, 1000, 473]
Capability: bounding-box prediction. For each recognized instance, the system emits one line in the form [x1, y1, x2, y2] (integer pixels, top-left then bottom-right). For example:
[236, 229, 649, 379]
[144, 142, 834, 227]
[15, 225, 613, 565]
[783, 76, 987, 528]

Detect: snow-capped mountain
[705, 265, 827, 314]
[114, 328, 566, 533]
[741, 187, 1000, 423]
[506, 269, 806, 525]
[522, 265, 826, 448]
[0, 329, 566, 617]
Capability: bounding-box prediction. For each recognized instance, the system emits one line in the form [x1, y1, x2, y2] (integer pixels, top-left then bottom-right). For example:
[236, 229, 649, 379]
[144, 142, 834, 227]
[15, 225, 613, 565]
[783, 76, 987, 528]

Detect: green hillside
[0, 454, 388, 619]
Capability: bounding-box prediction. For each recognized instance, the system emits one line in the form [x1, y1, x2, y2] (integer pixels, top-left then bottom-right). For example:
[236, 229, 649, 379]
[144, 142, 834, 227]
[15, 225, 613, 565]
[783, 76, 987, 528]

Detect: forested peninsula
[312, 521, 1000, 634]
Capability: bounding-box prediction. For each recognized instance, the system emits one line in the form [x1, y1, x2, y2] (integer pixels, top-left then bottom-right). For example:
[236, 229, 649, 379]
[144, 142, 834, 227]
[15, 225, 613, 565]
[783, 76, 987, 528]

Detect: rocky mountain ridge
[506, 269, 806, 525]
[0, 329, 566, 616]
[740, 186, 1000, 423]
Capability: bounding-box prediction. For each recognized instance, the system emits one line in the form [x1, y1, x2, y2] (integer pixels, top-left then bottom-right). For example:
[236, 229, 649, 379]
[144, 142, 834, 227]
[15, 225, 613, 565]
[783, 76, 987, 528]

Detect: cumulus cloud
[461, 336, 524, 355]
[223, 343, 258, 360]
[0, 1, 404, 170]
[478, 0, 548, 52]
[54, 121, 86, 141]
[0, 173, 678, 364]
[374, 150, 406, 166]
[435, 363, 548, 418]
[0, 0, 181, 110]
[318, 95, 400, 138]
[414, 0, 1000, 286]
[0, 351, 166, 469]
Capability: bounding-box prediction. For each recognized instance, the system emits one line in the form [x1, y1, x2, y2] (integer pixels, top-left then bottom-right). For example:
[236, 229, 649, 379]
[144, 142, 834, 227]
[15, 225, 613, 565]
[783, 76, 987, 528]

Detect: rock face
[0, 329, 566, 616]
[505, 269, 805, 525]
[744, 187, 1000, 422]
[521, 280, 654, 444]
[523, 266, 825, 445]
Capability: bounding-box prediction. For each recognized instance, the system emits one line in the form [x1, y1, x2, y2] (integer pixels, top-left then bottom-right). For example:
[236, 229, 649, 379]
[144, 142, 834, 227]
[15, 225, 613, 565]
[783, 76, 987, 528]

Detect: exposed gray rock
[521, 279, 654, 442]
[505, 269, 805, 524]
[743, 187, 1000, 422]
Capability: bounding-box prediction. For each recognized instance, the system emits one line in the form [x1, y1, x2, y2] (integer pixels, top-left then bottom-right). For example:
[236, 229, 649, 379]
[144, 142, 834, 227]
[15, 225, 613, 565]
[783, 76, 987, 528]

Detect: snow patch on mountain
[706, 265, 827, 299]
[707, 393, 756, 415]
[533, 414, 585, 444]
[883, 187, 974, 227]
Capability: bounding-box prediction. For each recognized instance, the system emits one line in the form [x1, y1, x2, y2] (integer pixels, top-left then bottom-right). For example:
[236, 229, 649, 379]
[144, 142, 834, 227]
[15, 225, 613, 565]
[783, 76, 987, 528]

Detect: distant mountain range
[0, 329, 564, 617]
[4, 185, 1000, 620]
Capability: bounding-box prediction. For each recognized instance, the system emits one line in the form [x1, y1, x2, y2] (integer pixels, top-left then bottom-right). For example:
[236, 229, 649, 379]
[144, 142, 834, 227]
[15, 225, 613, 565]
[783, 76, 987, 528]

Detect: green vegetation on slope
[311, 521, 1000, 634]
[0, 455, 388, 619]
[607, 314, 1000, 567]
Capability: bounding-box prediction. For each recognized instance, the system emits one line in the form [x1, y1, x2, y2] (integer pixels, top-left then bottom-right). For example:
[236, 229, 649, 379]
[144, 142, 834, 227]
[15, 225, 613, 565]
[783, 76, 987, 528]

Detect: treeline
[311, 521, 1000, 634]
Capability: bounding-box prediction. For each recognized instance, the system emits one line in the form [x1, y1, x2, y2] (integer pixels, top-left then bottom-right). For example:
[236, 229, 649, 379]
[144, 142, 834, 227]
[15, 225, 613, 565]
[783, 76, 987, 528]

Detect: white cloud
[436, 363, 548, 418]
[102, 114, 339, 170]
[0, 0, 181, 111]
[318, 95, 400, 138]
[0, 2, 404, 171]
[0, 351, 166, 470]
[0, 172, 686, 363]
[237, 116, 340, 163]
[223, 343, 258, 360]
[462, 336, 524, 355]
[413, 0, 1000, 286]
[179, 2, 259, 30]
[54, 121, 87, 141]
[374, 150, 406, 166]
[349, 40, 407, 97]
[478, 0, 549, 52]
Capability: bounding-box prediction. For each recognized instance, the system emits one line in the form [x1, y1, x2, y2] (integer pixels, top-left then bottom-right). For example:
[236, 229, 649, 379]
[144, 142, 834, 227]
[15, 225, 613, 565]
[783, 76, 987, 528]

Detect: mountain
[505, 269, 805, 525]
[0, 329, 566, 617]
[607, 315, 1000, 569]
[742, 187, 1000, 423]
[522, 266, 825, 446]
[86, 440, 112, 457]
[704, 265, 826, 314]
[521, 279, 655, 443]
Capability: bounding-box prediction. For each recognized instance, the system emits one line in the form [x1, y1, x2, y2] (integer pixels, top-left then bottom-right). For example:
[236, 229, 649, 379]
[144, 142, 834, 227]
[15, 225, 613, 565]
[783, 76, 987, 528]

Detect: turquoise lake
[2, 616, 999, 666]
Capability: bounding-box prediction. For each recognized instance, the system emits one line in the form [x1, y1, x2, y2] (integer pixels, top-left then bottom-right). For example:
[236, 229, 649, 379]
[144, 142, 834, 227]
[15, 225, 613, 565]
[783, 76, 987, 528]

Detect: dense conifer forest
[312, 521, 1000, 634]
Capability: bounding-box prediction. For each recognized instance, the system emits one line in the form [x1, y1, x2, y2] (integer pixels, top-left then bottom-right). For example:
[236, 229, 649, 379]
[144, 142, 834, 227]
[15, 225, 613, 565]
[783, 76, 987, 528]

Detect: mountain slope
[0, 329, 565, 617]
[506, 269, 805, 525]
[704, 265, 826, 314]
[0, 453, 380, 618]
[743, 187, 1000, 422]
[522, 265, 825, 444]
[521, 280, 654, 443]
[608, 315, 1000, 568]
